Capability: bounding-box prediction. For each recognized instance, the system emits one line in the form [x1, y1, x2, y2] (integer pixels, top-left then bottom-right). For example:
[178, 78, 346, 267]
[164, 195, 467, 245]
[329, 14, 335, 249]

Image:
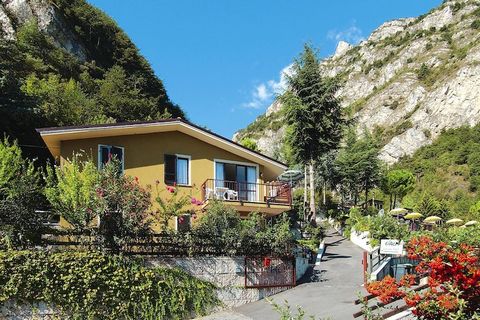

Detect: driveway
[201, 230, 366, 320]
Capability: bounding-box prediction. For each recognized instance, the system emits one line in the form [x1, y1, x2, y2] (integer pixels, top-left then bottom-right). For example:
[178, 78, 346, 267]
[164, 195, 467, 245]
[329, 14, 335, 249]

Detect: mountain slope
[0, 0, 183, 159]
[235, 0, 480, 164]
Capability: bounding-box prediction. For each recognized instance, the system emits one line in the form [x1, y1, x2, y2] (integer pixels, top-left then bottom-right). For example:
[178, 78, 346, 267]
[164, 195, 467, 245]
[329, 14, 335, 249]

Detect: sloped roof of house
[36, 118, 287, 177]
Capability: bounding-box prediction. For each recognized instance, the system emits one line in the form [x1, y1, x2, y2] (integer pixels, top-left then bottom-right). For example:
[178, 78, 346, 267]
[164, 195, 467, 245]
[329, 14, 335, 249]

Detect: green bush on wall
[0, 250, 218, 319]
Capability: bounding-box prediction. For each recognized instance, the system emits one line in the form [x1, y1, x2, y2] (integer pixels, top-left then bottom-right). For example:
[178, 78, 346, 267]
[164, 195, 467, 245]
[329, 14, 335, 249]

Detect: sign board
[380, 239, 404, 255]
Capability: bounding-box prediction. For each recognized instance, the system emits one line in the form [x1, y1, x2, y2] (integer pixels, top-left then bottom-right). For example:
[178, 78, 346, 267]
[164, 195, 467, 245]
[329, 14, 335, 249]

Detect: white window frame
[98, 144, 125, 173]
[213, 158, 260, 202]
[175, 154, 191, 186]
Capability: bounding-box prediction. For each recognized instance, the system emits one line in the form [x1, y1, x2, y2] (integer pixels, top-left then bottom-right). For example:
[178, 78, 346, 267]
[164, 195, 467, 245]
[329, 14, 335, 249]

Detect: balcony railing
[201, 179, 292, 205]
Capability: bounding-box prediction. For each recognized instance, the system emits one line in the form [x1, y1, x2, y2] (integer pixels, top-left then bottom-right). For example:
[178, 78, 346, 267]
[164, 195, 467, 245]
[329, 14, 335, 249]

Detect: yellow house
[37, 118, 292, 230]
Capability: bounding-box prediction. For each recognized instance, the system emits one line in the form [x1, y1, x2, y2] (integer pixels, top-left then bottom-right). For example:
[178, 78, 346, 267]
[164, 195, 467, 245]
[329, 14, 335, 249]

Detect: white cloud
[255, 83, 272, 101]
[327, 21, 364, 44]
[242, 64, 294, 109]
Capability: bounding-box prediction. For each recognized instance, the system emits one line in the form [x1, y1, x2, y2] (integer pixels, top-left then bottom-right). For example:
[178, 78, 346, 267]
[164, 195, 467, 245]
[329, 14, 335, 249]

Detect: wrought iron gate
[244, 256, 296, 288]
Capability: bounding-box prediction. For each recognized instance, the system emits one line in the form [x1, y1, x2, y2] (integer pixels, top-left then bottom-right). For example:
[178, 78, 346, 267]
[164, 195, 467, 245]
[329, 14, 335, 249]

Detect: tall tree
[281, 45, 345, 221]
[381, 169, 415, 210]
[336, 131, 381, 205]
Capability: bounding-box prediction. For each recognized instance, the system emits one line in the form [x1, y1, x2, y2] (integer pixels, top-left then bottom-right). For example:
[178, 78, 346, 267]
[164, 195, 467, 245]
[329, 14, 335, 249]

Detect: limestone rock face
[333, 40, 352, 58]
[235, 0, 480, 164]
[0, 0, 87, 60]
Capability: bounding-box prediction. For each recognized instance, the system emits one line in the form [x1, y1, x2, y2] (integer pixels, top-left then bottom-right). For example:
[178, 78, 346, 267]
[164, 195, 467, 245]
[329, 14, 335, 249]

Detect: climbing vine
[0, 250, 218, 319]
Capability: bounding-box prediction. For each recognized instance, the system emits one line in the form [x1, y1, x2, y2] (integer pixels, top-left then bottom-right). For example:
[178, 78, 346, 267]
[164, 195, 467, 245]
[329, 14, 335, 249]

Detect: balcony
[200, 179, 292, 216]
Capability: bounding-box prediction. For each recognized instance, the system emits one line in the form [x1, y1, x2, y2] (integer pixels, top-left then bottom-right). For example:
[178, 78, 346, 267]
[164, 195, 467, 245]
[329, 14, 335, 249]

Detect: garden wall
[145, 256, 309, 308]
[0, 255, 310, 318]
[0, 301, 60, 319]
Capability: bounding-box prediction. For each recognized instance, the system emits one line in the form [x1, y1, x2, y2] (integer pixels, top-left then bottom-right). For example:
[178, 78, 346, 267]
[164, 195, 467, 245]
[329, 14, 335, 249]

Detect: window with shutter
[164, 154, 177, 185]
[164, 154, 190, 186]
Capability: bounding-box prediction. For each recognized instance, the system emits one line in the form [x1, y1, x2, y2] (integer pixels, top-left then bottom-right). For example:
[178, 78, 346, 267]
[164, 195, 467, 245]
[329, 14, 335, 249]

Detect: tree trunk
[365, 182, 369, 206]
[393, 194, 397, 209]
[304, 166, 308, 221]
[389, 194, 393, 211]
[323, 180, 326, 206]
[309, 160, 316, 221]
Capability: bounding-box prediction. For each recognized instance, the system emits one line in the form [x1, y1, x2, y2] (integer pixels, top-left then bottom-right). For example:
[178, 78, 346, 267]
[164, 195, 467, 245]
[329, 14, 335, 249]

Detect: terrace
[200, 179, 292, 216]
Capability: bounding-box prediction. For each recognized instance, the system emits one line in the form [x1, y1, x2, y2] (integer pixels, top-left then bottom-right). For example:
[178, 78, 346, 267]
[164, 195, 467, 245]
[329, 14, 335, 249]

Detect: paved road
[201, 230, 366, 320]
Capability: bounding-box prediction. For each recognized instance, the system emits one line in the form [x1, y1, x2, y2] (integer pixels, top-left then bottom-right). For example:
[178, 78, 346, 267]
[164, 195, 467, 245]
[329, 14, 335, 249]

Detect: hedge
[0, 250, 218, 319]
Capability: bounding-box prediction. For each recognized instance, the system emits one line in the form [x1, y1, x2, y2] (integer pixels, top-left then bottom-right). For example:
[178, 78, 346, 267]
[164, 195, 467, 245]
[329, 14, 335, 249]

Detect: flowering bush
[153, 182, 201, 230]
[45, 155, 152, 250]
[96, 159, 151, 250]
[366, 235, 480, 319]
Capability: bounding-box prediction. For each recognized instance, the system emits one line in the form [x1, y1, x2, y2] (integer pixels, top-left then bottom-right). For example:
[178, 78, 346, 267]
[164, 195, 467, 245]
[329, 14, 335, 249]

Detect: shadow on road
[322, 252, 352, 260]
[297, 266, 327, 284]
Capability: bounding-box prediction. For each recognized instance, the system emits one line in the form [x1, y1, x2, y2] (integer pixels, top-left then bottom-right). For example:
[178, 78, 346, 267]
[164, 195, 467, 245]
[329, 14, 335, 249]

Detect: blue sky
[88, 0, 441, 138]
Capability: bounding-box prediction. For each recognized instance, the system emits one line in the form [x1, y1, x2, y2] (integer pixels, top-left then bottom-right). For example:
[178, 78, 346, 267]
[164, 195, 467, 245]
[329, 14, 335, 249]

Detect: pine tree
[281, 44, 345, 221]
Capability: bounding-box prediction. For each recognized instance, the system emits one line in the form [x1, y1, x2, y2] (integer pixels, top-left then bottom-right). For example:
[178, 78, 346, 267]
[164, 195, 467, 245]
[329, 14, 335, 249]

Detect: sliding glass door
[215, 161, 257, 201]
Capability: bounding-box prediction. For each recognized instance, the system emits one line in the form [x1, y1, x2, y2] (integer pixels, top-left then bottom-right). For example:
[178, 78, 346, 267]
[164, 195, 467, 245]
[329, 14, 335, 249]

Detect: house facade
[37, 119, 292, 229]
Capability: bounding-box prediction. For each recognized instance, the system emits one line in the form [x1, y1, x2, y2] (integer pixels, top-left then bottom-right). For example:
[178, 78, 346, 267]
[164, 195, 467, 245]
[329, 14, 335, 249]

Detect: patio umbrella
[446, 218, 464, 225]
[424, 216, 442, 223]
[405, 212, 423, 220]
[464, 220, 478, 226]
[277, 169, 303, 183]
[389, 208, 407, 215]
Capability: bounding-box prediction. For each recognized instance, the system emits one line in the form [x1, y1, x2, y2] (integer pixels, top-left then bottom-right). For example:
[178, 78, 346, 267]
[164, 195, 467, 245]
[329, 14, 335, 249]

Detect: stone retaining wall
[0, 255, 310, 318]
[146, 256, 308, 307]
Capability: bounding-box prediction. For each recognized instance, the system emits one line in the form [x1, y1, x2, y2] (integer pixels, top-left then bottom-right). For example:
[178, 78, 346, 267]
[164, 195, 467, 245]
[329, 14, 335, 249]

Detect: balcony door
[215, 161, 257, 202]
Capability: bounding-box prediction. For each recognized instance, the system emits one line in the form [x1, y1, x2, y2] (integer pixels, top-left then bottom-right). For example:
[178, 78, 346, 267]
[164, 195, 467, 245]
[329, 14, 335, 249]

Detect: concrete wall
[295, 256, 309, 280]
[350, 230, 375, 252]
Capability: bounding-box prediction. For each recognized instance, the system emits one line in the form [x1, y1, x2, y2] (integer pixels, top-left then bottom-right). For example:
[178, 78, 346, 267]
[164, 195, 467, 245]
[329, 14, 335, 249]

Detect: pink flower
[191, 197, 198, 204]
[179, 216, 184, 223]
[192, 214, 197, 220]
[134, 176, 139, 183]
[166, 186, 175, 193]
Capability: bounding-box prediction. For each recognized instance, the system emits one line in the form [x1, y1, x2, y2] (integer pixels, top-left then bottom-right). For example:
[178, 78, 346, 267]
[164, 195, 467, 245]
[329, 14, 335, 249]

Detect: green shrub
[416, 63, 431, 81]
[0, 138, 44, 248]
[194, 202, 295, 256]
[240, 138, 259, 151]
[471, 20, 480, 29]
[44, 153, 101, 231]
[0, 250, 218, 319]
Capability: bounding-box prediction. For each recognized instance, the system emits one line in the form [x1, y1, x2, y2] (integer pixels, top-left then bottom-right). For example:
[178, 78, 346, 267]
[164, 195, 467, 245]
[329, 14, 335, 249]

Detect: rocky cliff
[235, 0, 480, 164]
[1, 0, 87, 59]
